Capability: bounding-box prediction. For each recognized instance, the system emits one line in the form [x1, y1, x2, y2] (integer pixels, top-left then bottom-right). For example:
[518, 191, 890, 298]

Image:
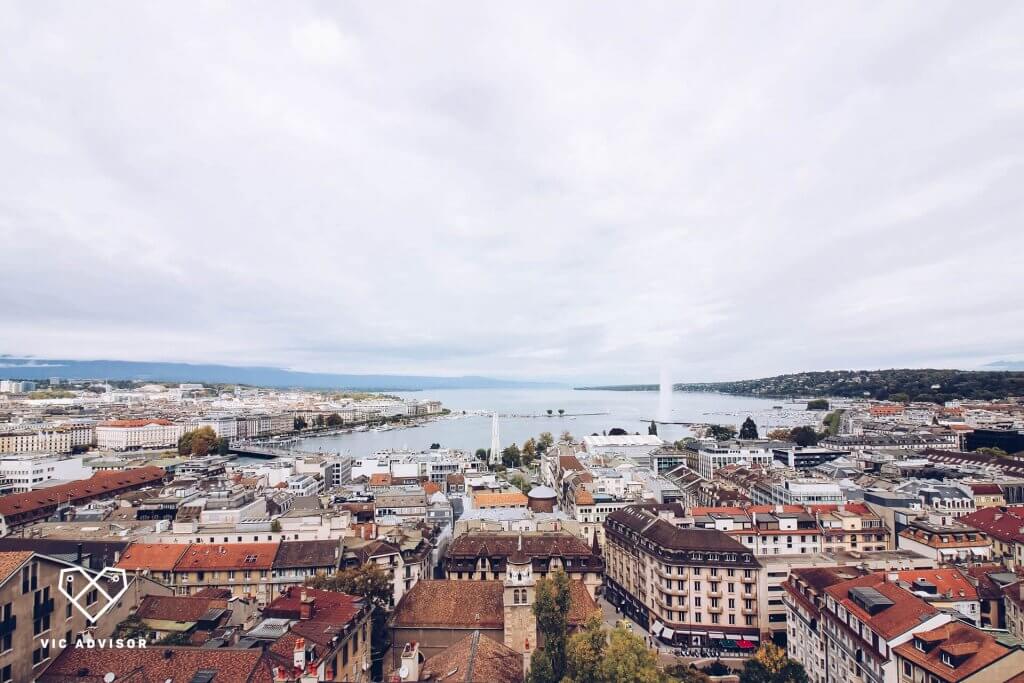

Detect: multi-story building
[0, 466, 166, 535]
[171, 542, 279, 605]
[820, 573, 952, 683]
[784, 566, 864, 683]
[693, 441, 775, 481]
[95, 419, 185, 450]
[604, 507, 761, 648]
[817, 504, 889, 554]
[897, 519, 992, 563]
[262, 586, 373, 682]
[445, 531, 603, 598]
[960, 505, 1024, 568]
[892, 621, 1024, 683]
[373, 489, 427, 525]
[0, 454, 91, 492]
[0, 427, 73, 454]
[0, 550, 155, 683]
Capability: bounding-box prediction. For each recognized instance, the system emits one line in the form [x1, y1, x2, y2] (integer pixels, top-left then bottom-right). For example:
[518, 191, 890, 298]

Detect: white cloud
[0, 2, 1022, 383]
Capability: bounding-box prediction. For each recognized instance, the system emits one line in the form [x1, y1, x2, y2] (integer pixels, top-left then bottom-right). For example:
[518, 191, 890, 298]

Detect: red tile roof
[99, 419, 175, 427]
[0, 551, 33, 584]
[894, 622, 1011, 682]
[826, 574, 939, 641]
[136, 595, 229, 622]
[263, 586, 363, 628]
[174, 542, 278, 571]
[0, 466, 165, 518]
[960, 506, 1024, 543]
[38, 646, 274, 683]
[895, 569, 978, 601]
[116, 543, 189, 572]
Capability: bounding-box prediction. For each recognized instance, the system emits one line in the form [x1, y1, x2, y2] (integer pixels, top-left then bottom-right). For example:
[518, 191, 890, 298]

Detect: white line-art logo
[58, 566, 129, 624]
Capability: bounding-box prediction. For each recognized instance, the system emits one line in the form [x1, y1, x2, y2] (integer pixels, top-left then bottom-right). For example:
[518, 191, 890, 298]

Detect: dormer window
[915, 638, 927, 652]
[940, 652, 953, 667]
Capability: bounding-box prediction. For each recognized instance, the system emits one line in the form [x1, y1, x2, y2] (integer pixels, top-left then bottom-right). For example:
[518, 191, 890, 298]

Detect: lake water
[293, 388, 821, 458]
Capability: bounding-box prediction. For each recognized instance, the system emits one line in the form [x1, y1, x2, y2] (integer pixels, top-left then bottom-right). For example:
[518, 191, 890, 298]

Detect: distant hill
[580, 368, 1024, 402]
[0, 357, 556, 391]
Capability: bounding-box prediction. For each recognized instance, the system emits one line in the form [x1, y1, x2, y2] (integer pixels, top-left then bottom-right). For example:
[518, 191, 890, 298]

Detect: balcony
[708, 589, 723, 598]
[742, 608, 756, 616]
[708, 605, 723, 614]
[741, 576, 755, 584]
[660, 583, 688, 597]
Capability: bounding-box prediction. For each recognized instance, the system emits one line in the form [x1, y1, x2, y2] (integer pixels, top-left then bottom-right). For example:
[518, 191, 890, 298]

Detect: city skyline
[2, 3, 1023, 383]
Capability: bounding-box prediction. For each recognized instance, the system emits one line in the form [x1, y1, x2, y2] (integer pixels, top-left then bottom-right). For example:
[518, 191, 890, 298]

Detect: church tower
[503, 534, 537, 676]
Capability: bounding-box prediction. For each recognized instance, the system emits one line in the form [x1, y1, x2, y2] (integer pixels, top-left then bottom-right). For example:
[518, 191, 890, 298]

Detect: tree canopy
[529, 570, 572, 683]
[177, 426, 218, 456]
[739, 417, 758, 439]
[706, 424, 737, 441]
[740, 643, 808, 683]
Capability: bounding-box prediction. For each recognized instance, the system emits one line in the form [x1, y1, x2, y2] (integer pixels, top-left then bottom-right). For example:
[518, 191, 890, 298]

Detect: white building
[581, 434, 665, 468]
[95, 419, 185, 450]
[696, 441, 775, 480]
[0, 453, 92, 492]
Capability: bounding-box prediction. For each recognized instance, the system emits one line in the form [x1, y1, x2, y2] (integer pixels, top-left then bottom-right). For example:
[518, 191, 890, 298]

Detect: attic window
[940, 652, 953, 667]
[244, 554, 258, 563]
[915, 639, 926, 652]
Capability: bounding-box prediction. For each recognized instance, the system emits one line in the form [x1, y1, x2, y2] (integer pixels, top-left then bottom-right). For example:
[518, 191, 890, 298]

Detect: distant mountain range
[987, 360, 1024, 370]
[580, 368, 1024, 402]
[0, 357, 556, 391]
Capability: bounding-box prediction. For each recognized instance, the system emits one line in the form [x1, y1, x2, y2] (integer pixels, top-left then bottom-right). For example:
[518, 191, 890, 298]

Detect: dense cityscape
[0, 377, 1023, 681]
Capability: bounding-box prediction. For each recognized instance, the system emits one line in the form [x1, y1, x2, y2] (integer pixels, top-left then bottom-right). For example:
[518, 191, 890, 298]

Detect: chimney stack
[294, 637, 307, 670]
[299, 590, 314, 620]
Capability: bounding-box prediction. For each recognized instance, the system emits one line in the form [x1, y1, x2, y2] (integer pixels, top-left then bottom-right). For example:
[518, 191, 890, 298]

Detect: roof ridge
[464, 630, 481, 683]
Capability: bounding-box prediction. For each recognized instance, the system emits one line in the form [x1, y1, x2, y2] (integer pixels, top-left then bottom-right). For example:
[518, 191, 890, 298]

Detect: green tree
[270, 519, 282, 532]
[216, 437, 230, 455]
[294, 416, 308, 430]
[177, 426, 218, 457]
[522, 438, 537, 466]
[563, 613, 605, 683]
[806, 399, 829, 410]
[740, 643, 808, 683]
[788, 426, 819, 447]
[608, 427, 629, 436]
[597, 626, 661, 683]
[560, 430, 574, 443]
[325, 413, 343, 427]
[664, 663, 711, 683]
[706, 424, 737, 441]
[890, 392, 910, 404]
[648, 421, 658, 436]
[822, 410, 844, 437]
[538, 432, 554, 452]
[558, 408, 565, 416]
[529, 570, 571, 683]
[547, 409, 554, 416]
[977, 447, 1009, 458]
[476, 448, 488, 460]
[739, 417, 758, 439]
[430, 442, 441, 449]
[314, 414, 325, 428]
[502, 443, 522, 468]
[508, 474, 530, 494]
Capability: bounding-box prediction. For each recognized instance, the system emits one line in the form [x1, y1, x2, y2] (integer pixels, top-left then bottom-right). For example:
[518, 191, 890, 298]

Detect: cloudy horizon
[2, 3, 1023, 384]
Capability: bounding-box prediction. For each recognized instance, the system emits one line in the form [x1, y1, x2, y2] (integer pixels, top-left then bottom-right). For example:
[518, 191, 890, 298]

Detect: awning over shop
[650, 621, 664, 636]
[661, 628, 675, 639]
[970, 548, 987, 556]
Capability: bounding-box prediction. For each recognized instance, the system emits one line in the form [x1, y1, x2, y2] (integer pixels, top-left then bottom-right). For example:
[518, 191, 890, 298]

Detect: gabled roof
[116, 543, 189, 572]
[136, 595, 229, 622]
[825, 574, 939, 641]
[174, 543, 278, 571]
[37, 646, 274, 683]
[894, 622, 1012, 682]
[960, 506, 1024, 543]
[421, 630, 523, 683]
[272, 539, 340, 569]
[895, 569, 978, 601]
[0, 466, 165, 517]
[0, 551, 33, 584]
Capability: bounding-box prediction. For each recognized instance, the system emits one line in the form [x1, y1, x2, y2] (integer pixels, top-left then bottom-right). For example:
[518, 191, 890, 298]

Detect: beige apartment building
[0, 551, 162, 683]
[604, 507, 762, 648]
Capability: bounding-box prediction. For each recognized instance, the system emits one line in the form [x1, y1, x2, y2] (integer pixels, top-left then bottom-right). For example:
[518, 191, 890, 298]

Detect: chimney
[294, 637, 307, 671]
[400, 641, 421, 681]
[299, 590, 315, 620]
[76, 543, 84, 564]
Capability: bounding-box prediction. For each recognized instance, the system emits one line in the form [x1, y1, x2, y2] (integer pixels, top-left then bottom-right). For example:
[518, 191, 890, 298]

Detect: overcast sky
[2, 3, 1023, 384]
